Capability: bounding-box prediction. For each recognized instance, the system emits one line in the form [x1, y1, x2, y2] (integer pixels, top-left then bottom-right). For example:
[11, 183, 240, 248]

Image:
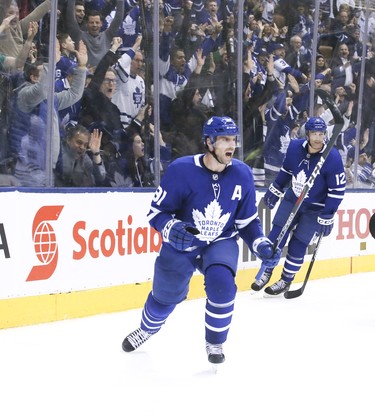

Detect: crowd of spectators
[0, 0, 375, 188]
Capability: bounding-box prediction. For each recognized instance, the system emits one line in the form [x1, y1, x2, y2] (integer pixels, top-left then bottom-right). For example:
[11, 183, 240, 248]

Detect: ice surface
[0, 272, 374, 413]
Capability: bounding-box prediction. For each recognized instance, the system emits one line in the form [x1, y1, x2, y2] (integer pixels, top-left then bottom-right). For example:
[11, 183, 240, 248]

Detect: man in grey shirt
[65, 0, 124, 68]
[8, 40, 88, 186]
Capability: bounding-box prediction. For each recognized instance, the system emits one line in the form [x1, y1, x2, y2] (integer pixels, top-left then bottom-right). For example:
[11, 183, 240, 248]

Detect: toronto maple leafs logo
[292, 170, 308, 197]
[192, 199, 231, 242]
[122, 14, 136, 35]
[279, 134, 290, 154]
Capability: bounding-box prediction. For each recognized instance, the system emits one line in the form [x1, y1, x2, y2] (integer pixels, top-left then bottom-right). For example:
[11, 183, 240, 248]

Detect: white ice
[1, 271, 374, 413]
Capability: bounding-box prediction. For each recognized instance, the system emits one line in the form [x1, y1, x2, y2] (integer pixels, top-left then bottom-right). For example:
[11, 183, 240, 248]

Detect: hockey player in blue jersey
[122, 116, 281, 364]
[251, 116, 346, 296]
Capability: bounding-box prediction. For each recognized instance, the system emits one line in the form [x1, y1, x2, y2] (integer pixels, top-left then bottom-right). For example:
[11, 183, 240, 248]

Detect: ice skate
[263, 279, 291, 297]
[122, 327, 152, 352]
[206, 342, 225, 364]
[250, 267, 273, 293]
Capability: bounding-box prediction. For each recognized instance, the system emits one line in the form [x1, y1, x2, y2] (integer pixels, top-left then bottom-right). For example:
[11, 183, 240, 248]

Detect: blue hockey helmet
[305, 117, 327, 133]
[203, 116, 240, 146]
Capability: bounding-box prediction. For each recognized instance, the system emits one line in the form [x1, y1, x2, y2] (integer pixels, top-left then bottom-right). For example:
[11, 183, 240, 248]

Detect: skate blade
[211, 363, 219, 374]
[250, 287, 264, 295]
[263, 291, 287, 298]
[209, 361, 226, 374]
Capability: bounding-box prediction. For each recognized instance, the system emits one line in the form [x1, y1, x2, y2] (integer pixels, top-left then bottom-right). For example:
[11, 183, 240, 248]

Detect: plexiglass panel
[0, 0, 374, 189]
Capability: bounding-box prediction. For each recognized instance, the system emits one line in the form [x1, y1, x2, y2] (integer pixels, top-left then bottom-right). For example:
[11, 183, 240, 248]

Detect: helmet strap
[204, 137, 225, 165]
[208, 143, 226, 165]
[306, 133, 313, 148]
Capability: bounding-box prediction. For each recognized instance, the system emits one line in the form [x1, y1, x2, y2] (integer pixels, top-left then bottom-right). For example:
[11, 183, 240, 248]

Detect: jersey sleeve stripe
[235, 212, 258, 229]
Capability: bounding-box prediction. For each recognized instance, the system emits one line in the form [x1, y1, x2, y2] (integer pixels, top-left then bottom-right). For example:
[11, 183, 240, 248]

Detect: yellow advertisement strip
[1, 255, 374, 329]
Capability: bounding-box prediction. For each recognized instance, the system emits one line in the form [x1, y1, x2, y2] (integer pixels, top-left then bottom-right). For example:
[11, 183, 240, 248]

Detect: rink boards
[0, 189, 374, 328]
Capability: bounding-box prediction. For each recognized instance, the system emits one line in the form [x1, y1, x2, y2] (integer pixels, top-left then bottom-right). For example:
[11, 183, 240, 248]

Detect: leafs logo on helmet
[203, 116, 239, 146]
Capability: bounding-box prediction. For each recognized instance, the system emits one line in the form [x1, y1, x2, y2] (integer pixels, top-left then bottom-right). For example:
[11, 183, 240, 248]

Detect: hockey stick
[254, 89, 344, 281]
[284, 232, 324, 299]
[369, 213, 375, 239]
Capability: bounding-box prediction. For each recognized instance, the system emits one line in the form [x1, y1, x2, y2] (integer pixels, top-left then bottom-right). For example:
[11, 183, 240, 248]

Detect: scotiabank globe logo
[27, 206, 64, 282]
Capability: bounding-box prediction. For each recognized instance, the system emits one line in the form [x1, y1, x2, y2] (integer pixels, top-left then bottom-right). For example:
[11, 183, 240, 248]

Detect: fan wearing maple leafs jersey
[111, 35, 145, 130]
[250, 116, 346, 297]
[121, 116, 281, 364]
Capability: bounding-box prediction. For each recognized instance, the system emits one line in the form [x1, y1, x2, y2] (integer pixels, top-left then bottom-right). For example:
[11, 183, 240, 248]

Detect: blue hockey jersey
[147, 154, 264, 250]
[275, 139, 346, 214]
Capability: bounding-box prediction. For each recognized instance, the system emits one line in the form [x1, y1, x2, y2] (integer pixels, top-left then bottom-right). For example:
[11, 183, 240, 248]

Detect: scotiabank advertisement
[0, 190, 374, 299]
[0, 191, 161, 299]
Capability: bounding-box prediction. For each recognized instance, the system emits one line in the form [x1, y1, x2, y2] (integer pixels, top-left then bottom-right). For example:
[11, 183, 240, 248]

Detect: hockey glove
[252, 237, 281, 268]
[317, 213, 335, 237]
[162, 219, 200, 251]
[264, 182, 283, 209]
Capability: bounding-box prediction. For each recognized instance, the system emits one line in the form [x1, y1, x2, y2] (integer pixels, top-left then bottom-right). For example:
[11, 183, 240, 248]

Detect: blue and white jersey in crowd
[159, 32, 217, 127]
[105, 6, 142, 52]
[273, 56, 304, 89]
[55, 56, 77, 80]
[275, 139, 346, 214]
[164, 0, 184, 15]
[263, 91, 300, 174]
[112, 48, 145, 128]
[148, 154, 264, 249]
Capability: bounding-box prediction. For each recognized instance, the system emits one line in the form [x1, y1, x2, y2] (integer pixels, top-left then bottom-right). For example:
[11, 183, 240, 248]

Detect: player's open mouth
[225, 151, 233, 157]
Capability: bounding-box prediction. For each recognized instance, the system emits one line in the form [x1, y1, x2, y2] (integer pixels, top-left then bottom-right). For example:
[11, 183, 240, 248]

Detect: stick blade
[284, 288, 303, 299]
[370, 213, 375, 239]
